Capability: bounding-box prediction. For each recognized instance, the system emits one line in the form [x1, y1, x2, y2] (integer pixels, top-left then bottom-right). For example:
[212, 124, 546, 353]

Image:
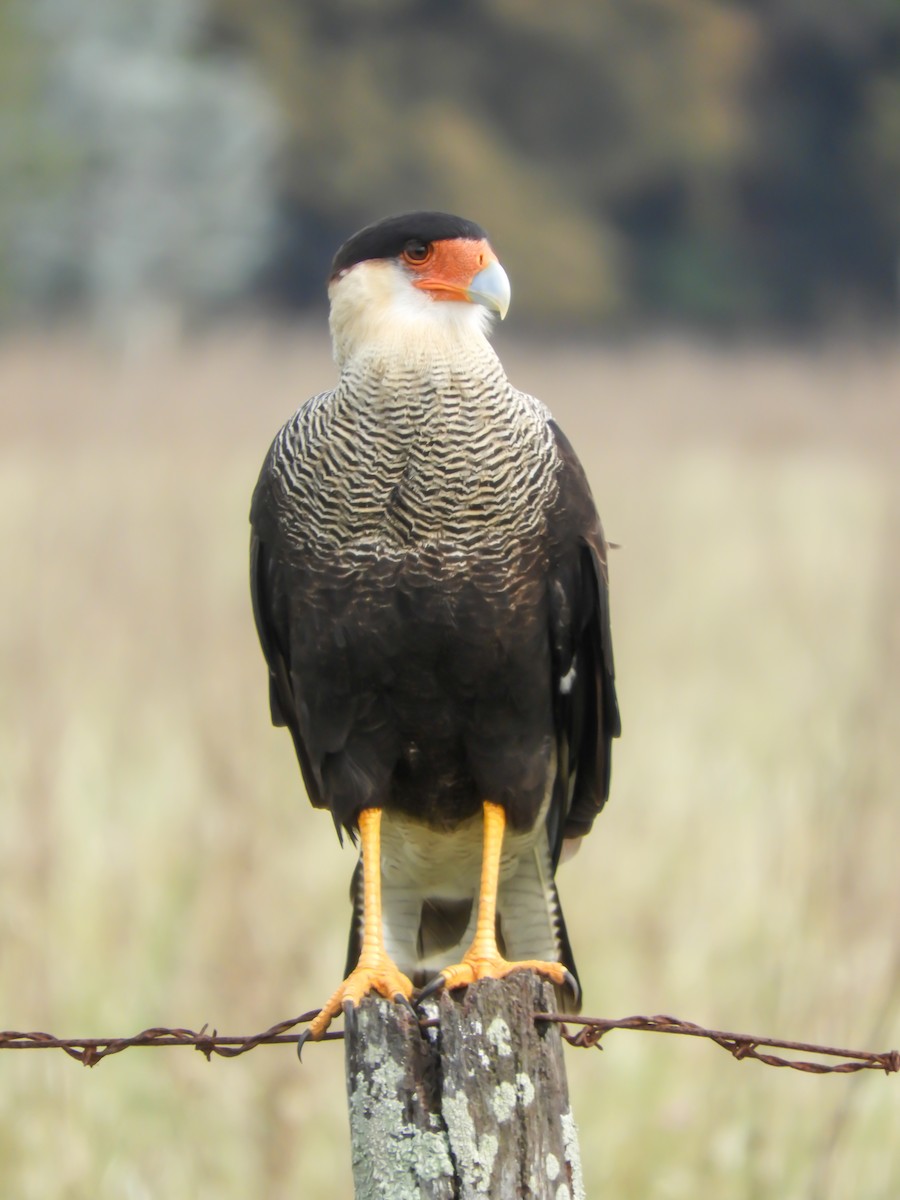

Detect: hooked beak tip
[466, 259, 511, 320]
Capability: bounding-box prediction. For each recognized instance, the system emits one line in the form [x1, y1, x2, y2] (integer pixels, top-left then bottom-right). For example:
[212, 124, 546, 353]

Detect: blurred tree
[1, 0, 279, 335]
[210, 0, 765, 324]
[738, 0, 900, 325]
[0, 2, 66, 320]
[213, 0, 891, 329]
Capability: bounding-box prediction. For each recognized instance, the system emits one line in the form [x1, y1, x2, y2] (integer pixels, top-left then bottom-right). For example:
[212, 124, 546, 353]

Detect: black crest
[330, 212, 489, 279]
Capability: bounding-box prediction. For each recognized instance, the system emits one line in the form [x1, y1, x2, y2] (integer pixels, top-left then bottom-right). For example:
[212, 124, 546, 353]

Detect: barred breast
[251, 338, 567, 834]
[265, 341, 560, 585]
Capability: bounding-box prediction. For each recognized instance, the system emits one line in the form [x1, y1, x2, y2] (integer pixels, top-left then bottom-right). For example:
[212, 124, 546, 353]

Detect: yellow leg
[305, 807, 413, 1041]
[437, 801, 570, 993]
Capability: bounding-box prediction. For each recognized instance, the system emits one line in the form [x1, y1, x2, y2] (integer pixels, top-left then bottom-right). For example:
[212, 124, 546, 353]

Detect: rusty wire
[0, 1013, 342, 1067]
[539, 1013, 900, 1075]
[1, 1006, 898, 1075]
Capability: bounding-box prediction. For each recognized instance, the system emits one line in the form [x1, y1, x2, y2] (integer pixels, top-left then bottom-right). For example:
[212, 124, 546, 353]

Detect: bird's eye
[402, 239, 432, 265]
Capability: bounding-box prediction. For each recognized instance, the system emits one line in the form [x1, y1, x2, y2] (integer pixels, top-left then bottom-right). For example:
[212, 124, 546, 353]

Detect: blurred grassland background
[2, 0, 900, 1197]
[2, 335, 898, 1199]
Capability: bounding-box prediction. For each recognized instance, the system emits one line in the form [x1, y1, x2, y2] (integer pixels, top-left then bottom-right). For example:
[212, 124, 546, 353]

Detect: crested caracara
[250, 211, 620, 1040]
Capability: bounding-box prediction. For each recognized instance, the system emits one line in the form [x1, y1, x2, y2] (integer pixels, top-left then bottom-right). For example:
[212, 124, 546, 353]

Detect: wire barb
[1, 1008, 897, 1076]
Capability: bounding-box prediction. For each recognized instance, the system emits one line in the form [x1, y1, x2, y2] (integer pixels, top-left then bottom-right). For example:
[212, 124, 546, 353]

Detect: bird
[249, 211, 620, 1041]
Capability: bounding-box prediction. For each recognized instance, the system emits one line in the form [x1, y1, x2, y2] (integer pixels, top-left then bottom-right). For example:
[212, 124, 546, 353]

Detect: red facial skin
[403, 238, 496, 303]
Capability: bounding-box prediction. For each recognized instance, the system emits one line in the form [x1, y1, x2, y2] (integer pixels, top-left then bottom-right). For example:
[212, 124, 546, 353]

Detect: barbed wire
[0, 1013, 339, 1067]
[2, 1006, 898, 1075]
[539, 1013, 900, 1075]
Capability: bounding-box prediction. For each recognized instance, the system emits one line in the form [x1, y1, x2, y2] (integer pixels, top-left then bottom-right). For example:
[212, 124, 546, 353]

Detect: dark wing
[545, 420, 621, 865]
[249, 468, 327, 815]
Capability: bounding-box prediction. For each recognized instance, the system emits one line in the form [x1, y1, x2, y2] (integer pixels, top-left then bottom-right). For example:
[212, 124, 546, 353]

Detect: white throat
[328, 259, 497, 374]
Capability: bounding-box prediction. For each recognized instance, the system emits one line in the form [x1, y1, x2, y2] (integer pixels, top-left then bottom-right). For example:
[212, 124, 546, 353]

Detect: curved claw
[395, 992, 418, 1017]
[417, 974, 447, 1004]
[296, 1027, 313, 1062]
[562, 969, 581, 1011]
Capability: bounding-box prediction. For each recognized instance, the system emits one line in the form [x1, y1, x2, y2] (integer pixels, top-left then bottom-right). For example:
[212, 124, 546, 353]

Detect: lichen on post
[343, 995, 455, 1199]
[343, 973, 585, 1199]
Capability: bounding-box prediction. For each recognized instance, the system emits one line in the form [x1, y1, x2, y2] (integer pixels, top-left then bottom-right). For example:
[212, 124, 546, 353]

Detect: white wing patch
[559, 664, 577, 694]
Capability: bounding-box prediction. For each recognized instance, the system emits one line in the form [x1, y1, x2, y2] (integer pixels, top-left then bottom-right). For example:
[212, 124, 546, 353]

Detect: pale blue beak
[466, 259, 511, 320]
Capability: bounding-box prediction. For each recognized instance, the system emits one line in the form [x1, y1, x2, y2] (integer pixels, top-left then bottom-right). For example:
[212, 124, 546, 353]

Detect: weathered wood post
[344, 973, 585, 1199]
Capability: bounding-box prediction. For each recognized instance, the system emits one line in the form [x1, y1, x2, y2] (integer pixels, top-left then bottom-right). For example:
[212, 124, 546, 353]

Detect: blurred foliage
[0, 0, 278, 333]
[207, 0, 900, 328]
[1, 0, 898, 329]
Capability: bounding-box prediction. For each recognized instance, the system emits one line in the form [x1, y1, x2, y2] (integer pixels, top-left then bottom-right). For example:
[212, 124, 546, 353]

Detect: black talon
[418, 974, 447, 1004]
[341, 997, 361, 1031]
[296, 1028, 313, 1062]
[563, 969, 581, 1010]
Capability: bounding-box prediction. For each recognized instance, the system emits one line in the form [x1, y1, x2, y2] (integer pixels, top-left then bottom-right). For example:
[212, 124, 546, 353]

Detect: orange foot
[304, 955, 414, 1045]
[421, 952, 576, 1003]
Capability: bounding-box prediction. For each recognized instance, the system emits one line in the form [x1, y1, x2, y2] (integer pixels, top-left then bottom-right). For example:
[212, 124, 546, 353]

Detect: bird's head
[327, 212, 510, 369]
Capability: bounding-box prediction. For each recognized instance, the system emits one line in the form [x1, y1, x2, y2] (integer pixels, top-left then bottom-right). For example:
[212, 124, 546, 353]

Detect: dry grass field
[1, 329, 898, 1198]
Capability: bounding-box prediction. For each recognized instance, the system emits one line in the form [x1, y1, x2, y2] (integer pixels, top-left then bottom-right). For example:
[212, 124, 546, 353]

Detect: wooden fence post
[344, 973, 585, 1199]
